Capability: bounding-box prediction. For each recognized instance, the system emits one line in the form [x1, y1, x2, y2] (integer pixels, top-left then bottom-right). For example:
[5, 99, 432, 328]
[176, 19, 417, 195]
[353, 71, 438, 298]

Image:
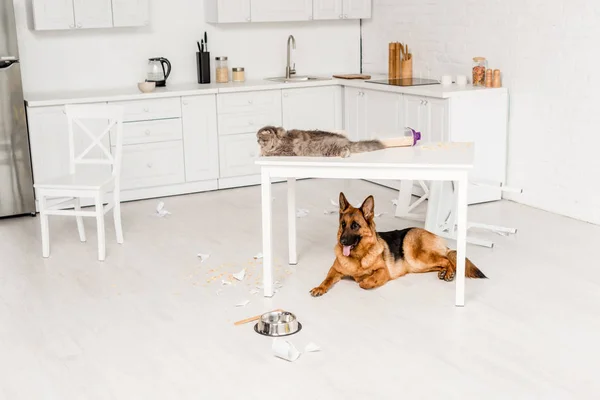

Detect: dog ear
[360, 195, 375, 220]
[339, 192, 350, 212]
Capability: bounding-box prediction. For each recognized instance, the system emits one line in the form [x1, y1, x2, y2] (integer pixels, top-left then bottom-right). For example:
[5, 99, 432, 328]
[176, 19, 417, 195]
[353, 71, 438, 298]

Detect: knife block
[401, 59, 412, 79]
[196, 52, 211, 84]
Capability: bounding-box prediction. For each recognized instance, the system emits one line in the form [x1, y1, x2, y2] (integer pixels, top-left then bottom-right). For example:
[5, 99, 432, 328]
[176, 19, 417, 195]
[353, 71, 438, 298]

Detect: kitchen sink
[265, 76, 332, 83]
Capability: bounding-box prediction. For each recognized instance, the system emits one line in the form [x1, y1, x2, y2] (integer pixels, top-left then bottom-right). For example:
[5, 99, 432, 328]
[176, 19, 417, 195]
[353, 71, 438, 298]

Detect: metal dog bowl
[254, 310, 302, 337]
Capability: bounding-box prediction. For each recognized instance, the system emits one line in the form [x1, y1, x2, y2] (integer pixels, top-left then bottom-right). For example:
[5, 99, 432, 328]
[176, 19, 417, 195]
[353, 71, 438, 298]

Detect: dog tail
[349, 140, 386, 153]
[447, 250, 487, 279]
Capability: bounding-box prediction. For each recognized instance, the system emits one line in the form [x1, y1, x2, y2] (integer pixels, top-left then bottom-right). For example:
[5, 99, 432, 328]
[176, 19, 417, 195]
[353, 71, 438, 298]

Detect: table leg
[261, 169, 274, 297]
[394, 180, 414, 218]
[455, 174, 468, 307]
[287, 178, 297, 265]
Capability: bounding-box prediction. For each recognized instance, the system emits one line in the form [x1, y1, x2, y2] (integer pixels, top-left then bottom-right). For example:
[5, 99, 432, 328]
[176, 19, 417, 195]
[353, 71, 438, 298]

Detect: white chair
[34, 104, 125, 261]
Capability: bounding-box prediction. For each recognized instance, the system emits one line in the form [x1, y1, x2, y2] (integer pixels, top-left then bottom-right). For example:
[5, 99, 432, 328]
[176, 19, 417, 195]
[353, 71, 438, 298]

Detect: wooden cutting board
[333, 74, 372, 80]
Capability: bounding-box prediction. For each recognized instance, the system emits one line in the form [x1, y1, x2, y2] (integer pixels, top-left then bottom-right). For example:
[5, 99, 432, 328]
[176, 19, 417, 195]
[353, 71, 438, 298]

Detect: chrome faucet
[286, 35, 296, 79]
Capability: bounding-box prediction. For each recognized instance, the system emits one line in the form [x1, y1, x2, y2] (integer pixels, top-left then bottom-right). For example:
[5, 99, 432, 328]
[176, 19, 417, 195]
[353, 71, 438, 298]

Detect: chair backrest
[65, 104, 124, 181]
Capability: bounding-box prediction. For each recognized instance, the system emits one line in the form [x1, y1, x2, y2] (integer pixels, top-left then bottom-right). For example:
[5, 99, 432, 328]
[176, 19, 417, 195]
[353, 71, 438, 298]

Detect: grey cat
[257, 126, 415, 158]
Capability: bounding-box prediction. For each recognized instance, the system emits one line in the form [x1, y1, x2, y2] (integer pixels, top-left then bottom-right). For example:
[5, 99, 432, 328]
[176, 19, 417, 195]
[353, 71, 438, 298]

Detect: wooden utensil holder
[388, 43, 396, 79]
[401, 58, 413, 79]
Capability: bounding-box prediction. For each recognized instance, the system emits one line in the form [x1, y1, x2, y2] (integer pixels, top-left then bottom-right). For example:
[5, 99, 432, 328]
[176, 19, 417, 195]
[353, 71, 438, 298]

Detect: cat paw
[341, 148, 351, 158]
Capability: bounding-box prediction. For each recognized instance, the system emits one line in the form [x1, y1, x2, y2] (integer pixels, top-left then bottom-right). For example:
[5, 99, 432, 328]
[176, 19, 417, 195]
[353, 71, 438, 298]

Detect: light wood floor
[1, 179, 598, 399]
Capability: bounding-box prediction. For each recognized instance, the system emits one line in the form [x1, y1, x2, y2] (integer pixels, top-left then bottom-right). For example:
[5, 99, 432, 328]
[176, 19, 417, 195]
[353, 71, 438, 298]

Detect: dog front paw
[310, 286, 328, 297]
[438, 268, 455, 282]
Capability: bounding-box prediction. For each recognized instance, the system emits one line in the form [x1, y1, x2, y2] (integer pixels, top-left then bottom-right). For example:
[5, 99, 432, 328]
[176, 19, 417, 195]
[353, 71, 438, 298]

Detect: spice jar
[472, 57, 487, 86]
[485, 69, 493, 87]
[232, 67, 245, 82]
[492, 69, 502, 88]
[215, 56, 229, 83]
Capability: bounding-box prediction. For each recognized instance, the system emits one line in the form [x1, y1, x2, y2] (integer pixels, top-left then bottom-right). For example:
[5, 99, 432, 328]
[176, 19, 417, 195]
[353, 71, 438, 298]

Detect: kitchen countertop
[24, 75, 507, 107]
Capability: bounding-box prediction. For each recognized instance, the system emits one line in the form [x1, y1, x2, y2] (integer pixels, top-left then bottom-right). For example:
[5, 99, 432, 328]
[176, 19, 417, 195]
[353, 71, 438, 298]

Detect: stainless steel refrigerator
[0, 0, 35, 217]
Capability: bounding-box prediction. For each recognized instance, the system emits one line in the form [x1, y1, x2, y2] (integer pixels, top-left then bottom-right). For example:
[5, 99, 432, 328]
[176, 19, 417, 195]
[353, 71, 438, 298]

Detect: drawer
[218, 133, 261, 178]
[217, 90, 282, 115]
[112, 118, 183, 145]
[117, 141, 185, 190]
[218, 110, 281, 136]
[112, 98, 182, 122]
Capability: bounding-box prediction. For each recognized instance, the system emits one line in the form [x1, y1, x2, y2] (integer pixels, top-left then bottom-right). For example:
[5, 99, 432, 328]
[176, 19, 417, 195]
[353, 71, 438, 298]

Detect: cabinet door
[313, 0, 343, 20]
[218, 133, 261, 178]
[251, 0, 313, 22]
[214, 0, 251, 23]
[342, 0, 371, 19]
[426, 98, 448, 143]
[73, 0, 113, 28]
[181, 95, 219, 182]
[112, 0, 150, 27]
[363, 89, 403, 140]
[282, 86, 341, 131]
[403, 95, 425, 137]
[27, 104, 109, 186]
[343, 87, 364, 141]
[32, 0, 75, 30]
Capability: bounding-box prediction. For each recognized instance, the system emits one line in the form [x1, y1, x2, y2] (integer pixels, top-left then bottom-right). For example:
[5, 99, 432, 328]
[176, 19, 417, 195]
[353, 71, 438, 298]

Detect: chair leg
[39, 194, 50, 258]
[113, 191, 124, 244]
[95, 194, 106, 261]
[74, 198, 86, 242]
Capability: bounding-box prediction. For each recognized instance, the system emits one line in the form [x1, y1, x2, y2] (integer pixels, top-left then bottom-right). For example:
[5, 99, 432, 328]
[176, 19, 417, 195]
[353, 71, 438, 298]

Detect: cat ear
[257, 126, 273, 140]
[360, 195, 375, 220]
[275, 127, 286, 138]
[339, 192, 350, 212]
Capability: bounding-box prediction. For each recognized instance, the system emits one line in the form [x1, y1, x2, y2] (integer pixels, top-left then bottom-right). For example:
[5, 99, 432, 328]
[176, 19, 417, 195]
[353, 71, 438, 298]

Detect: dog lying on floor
[310, 192, 487, 297]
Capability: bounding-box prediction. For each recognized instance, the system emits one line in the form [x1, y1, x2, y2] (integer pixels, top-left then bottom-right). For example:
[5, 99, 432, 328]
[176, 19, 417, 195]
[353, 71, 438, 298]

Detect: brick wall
[362, 0, 600, 225]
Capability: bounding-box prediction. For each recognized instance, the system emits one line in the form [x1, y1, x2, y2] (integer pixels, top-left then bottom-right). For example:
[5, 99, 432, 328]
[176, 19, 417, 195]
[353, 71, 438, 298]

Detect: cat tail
[349, 140, 386, 153]
[380, 137, 418, 148]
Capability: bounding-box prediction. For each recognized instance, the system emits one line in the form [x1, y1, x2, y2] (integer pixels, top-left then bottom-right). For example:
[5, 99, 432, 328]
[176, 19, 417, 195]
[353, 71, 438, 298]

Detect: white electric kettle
[146, 57, 172, 87]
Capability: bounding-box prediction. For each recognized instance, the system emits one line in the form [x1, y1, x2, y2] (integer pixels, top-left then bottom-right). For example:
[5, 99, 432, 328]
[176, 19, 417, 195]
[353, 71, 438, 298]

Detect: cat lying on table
[256, 126, 420, 158]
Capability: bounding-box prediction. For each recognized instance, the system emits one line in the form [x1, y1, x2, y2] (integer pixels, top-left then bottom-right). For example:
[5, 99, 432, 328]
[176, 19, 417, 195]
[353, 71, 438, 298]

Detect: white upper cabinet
[32, 0, 75, 30]
[342, 0, 371, 19]
[73, 0, 113, 29]
[206, 0, 368, 23]
[314, 0, 370, 20]
[204, 0, 251, 23]
[251, 0, 313, 22]
[313, 0, 343, 20]
[112, 0, 150, 27]
[32, 0, 150, 30]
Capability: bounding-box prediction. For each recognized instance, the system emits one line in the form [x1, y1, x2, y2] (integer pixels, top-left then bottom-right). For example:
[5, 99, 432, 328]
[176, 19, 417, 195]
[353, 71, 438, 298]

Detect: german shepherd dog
[310, 193, 487, 297]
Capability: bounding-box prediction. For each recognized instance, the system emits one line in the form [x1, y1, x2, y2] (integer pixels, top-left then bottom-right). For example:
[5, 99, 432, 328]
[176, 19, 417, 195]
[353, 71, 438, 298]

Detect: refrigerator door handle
[0, 58, 19, 69]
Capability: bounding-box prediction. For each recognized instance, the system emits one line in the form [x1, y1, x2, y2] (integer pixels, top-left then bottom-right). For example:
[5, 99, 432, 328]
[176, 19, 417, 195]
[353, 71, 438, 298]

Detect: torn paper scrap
[324, 209, 336, 215]
[250, 288, 260, 295]
[296, 209, 309, 218]
[221, 280, 232, 286]
[155, 201, 171, 217]
[375, 212, 386, 218]
[216, 289, 223, 296]
[233, 268, 246, 281]
[391, 199, 398, 206]
[236, 300, 250, 307]
[272, 340, 301, 362]
[305, 342, 321, 353]
[330, 199, 339, 207]
[197, 253, 211, 263]
[253, 252, 263, 259]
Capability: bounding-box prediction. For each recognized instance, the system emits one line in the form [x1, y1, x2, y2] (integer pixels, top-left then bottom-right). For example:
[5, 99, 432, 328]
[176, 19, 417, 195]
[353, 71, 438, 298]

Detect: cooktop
[366, 78, 440, 87]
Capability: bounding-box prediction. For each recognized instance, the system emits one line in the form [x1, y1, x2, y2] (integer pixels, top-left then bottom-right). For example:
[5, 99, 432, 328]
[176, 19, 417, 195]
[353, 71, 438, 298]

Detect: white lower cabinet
[218, 133, 261, 178]
[118, 141, 185, 190]
[181, 95, 219, 182]
[403, 95, 448, 143]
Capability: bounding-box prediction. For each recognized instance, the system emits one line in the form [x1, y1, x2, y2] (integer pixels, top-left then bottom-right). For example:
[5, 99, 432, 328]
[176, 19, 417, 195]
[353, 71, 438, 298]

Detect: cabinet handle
[283, 93, 288, 97]
[423, 100, 429, 106]
[76, 23, 82, 28]
[145, 129, 151, 136]
[143, 107, 150, 112]
[246, 17, 251, 22]
[344, 14, 348, 19]
[308, 15, 313, 20]
[69, 24, 75, 29]
[339, 15, 343, 19]
[182, 100, 188, 105]
[247, 99, 253, 104]
[147, 163, 153, 168]
[249, 121, 254, 125]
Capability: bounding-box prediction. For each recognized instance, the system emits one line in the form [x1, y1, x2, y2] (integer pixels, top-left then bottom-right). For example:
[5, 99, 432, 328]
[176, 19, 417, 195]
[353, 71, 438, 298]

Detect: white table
[256, 143, 474, 306]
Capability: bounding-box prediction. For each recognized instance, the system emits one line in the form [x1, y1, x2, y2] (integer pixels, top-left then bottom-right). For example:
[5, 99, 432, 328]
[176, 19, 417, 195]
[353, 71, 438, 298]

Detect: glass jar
[232, 67, 245, 82]
[472, 57, 487, 86]
[215, 56, 229, 83]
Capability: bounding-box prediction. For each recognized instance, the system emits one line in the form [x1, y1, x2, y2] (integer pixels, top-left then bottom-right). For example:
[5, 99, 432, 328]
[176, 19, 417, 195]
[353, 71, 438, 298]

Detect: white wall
[362, 0, 600, 225]
[11, 0, 360, 93]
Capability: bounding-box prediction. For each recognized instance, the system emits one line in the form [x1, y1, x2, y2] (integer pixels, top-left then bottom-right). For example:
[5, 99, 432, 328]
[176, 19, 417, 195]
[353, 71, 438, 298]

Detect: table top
[256, 143, 474, 170]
